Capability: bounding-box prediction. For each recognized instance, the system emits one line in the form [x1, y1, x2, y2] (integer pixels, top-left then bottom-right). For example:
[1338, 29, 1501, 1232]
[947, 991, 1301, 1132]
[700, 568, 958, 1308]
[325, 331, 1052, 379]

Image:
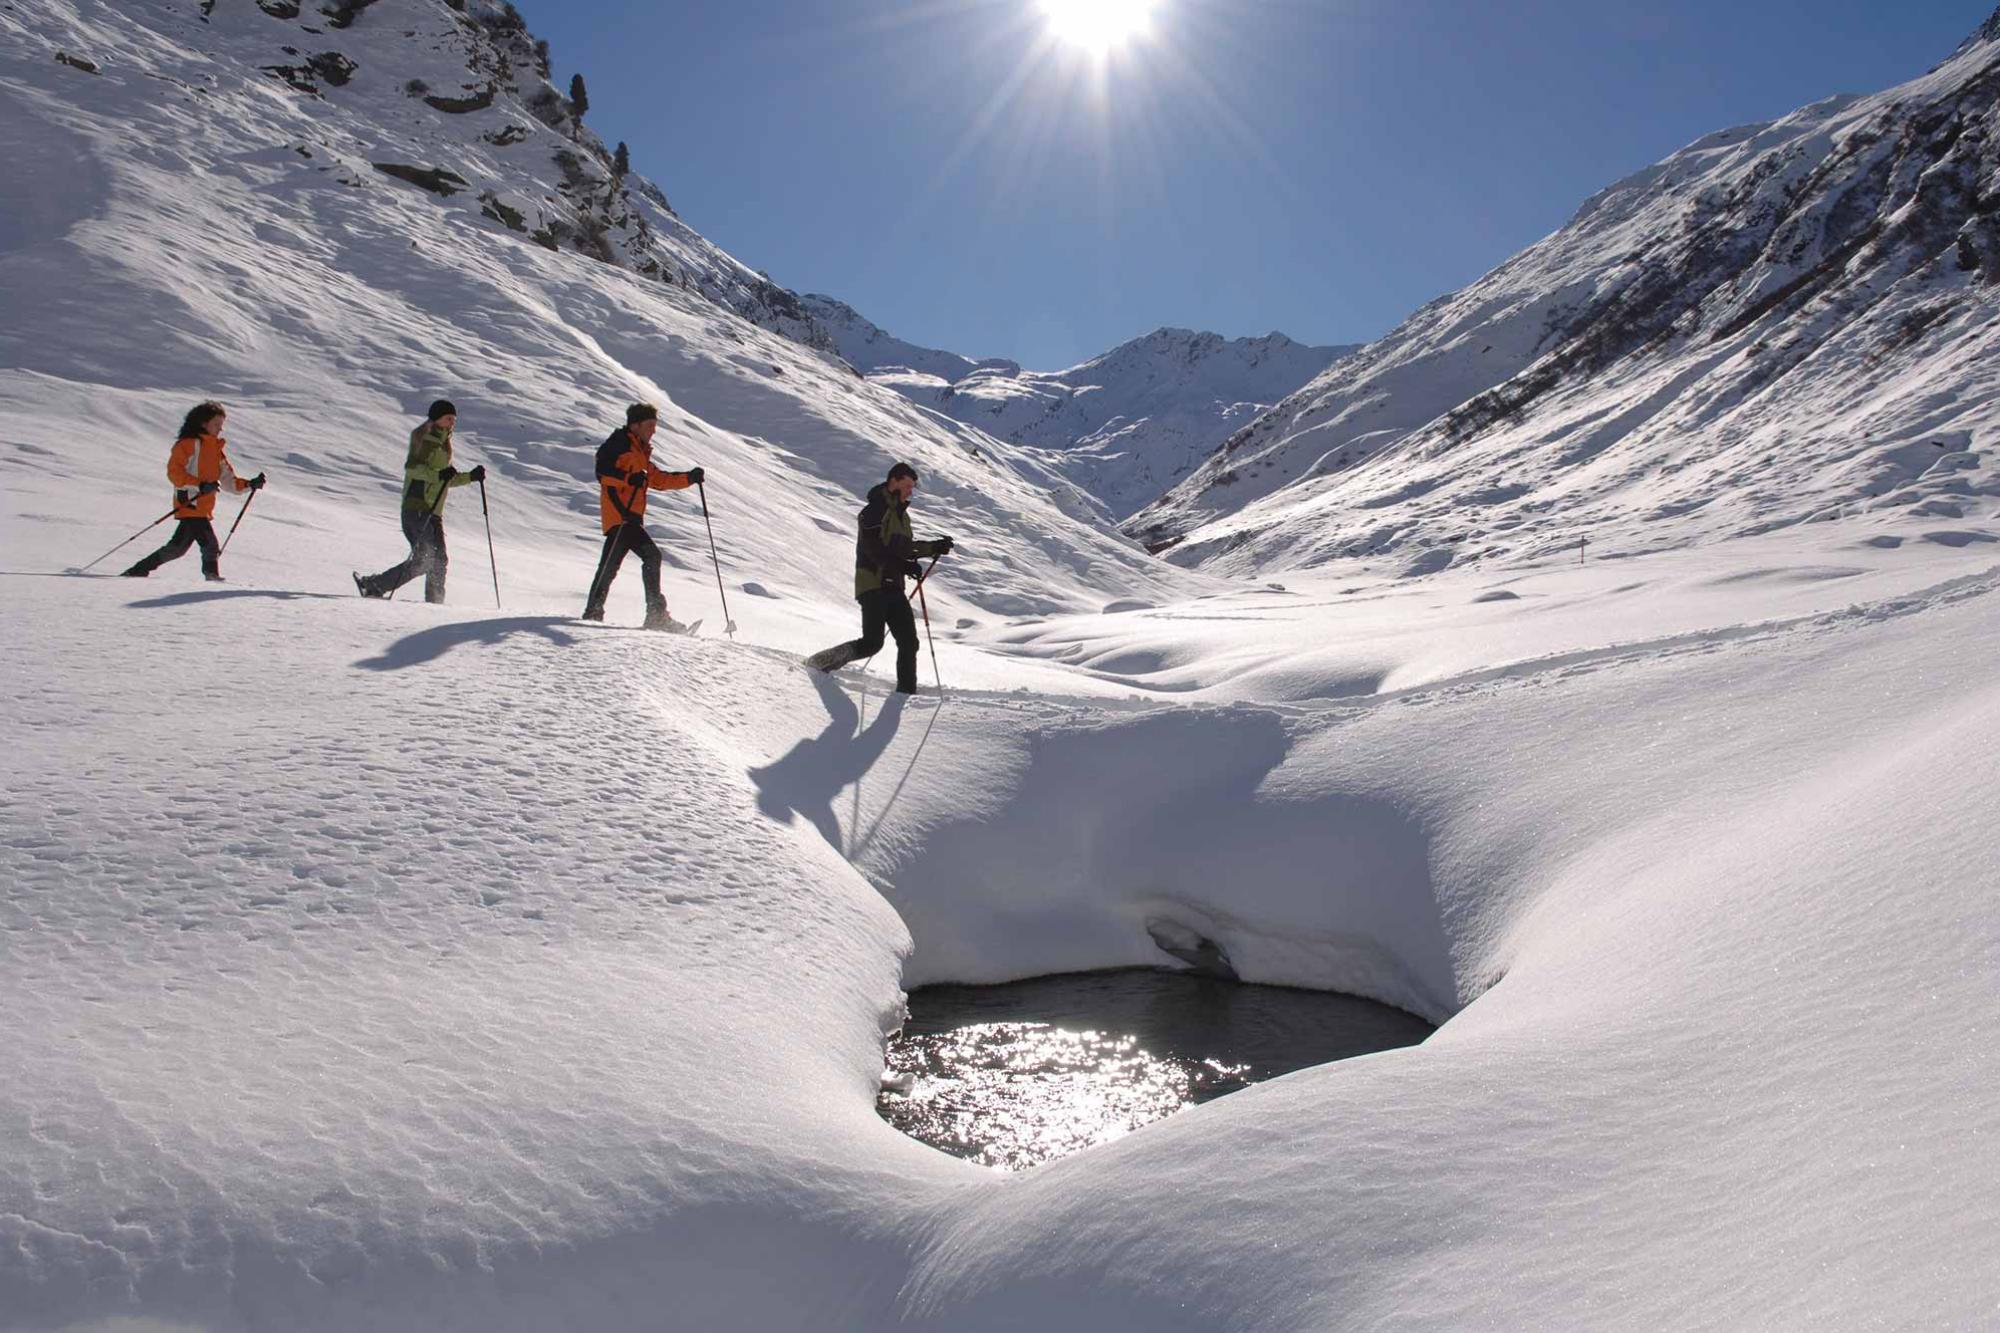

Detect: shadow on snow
[749, 671, 908, 855]
[354, 616, 579, 671]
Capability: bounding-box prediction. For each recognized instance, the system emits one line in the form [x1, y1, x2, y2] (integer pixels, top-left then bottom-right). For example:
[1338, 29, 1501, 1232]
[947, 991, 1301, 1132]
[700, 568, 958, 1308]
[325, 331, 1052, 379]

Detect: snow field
[8, 457, 2000, 1330]
[2, 0, 1998, 1327]
[0, 574, 978, 1332]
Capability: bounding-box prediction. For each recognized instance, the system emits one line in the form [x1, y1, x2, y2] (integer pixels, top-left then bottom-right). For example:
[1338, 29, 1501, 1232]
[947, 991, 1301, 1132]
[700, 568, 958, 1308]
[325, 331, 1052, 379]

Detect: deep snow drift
[7, 509, 1999, 1332]
[3, 1, 2000, 1331]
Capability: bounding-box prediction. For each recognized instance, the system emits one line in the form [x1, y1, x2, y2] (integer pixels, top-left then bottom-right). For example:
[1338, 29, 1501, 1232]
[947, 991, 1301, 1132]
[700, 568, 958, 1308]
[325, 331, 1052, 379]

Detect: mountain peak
[1950, 6, 2000, 59]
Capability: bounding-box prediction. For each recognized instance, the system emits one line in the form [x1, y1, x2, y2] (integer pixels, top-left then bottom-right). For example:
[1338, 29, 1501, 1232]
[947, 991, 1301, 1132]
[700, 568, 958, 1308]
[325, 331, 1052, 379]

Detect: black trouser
[362, 510, 448, 603]
[851, 588, 920, 692]
[584, 520, 664, 616]
[124, 518, 219, 578]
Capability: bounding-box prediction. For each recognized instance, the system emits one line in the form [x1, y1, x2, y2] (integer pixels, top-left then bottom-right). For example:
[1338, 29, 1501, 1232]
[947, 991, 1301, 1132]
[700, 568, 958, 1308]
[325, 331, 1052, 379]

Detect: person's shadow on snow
[127, 588, 346, 609]
[750, 672, 906, 854]
[354, 616, 578, 671]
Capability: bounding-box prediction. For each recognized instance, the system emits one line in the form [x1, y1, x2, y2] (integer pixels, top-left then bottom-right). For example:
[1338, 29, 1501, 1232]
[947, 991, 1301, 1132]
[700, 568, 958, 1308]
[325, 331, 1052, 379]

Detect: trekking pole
[914, 554, 944, 698]
[696, 480, 738, 638]
[217, 486, 260, 557]
[73, 509, 176, 573]
[478, 475, 501, 609]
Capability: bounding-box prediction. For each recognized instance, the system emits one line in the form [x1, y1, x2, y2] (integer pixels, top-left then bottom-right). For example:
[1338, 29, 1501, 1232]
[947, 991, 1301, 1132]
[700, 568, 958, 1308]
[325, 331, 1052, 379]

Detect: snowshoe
[804, 644, 856, 673]
[642, 606, 700, 634]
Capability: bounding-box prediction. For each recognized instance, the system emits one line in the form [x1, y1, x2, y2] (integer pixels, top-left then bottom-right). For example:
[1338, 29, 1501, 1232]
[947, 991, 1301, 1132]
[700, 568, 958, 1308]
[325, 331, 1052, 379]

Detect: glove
[905, 561, 925, 580]
[934, 536, 955, 557]
[627, 470, 650, 487]
[468, 464, 487, 483]
[685, 466, 705, 486]
[249, 473, 268, 491]
[437, 465, 459, 483]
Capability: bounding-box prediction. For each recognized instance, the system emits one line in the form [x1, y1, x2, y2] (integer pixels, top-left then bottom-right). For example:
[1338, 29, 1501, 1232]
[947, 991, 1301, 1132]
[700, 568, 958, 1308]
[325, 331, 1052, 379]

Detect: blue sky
[529, 0, 1989, 369]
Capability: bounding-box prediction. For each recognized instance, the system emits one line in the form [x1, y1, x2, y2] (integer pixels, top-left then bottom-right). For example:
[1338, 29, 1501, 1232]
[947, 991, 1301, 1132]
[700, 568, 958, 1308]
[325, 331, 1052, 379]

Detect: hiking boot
[352, 571, 385, 599]
[805, 644, 855, 673]
[580, 605, 605, 622]
[642, 605, 682, 632]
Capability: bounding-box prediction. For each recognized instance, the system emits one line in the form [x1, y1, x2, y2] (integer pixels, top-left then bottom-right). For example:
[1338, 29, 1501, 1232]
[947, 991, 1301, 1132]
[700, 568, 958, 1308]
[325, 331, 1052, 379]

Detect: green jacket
[401, 423, 474, 513]
[854, 482, 945, 598]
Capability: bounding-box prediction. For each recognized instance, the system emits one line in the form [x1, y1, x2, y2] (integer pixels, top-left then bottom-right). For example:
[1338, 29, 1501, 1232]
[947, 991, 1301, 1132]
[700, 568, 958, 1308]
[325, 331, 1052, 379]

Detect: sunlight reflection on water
[878, 969, 1432, 1171]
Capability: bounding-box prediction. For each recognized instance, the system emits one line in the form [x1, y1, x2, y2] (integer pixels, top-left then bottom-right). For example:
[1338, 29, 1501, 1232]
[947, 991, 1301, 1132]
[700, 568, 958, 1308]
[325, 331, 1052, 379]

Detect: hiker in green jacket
[806, 461, 953, 693]
[353, 400, 485, 602]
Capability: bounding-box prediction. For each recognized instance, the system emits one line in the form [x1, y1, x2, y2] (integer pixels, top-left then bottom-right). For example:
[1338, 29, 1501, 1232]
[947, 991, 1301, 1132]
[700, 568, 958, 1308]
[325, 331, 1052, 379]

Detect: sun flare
[1037, 0, 1158, 55]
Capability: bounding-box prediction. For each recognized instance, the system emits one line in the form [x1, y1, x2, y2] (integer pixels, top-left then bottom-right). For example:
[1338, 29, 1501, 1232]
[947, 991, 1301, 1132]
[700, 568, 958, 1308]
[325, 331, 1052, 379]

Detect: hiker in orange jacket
[582, 401, 704, 629]
[123, 401, 265, 580]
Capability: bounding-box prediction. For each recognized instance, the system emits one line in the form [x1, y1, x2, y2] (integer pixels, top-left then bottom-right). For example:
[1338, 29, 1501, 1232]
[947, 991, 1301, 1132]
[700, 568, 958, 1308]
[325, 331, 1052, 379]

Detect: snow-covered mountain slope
[857, 325, 1353, 520]
[1132, 14, 2000, 577]
[801, 293, 1023, 385]
[0, 0, 1198, 622]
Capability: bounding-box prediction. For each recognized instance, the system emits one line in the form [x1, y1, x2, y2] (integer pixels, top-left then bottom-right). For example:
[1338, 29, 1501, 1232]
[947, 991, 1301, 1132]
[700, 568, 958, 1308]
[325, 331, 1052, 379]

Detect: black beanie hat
[427, 399, 458, 422]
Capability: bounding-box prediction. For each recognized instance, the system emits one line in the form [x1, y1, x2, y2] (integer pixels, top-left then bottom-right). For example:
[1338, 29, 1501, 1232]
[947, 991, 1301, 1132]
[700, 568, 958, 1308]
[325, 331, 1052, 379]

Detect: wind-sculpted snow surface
[4, 515, 1998, 1331]
[1133, 20, 2000, 577]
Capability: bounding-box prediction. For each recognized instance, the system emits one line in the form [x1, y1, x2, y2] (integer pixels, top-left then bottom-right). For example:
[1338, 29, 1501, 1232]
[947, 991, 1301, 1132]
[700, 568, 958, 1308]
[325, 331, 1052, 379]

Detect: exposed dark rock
[372, 162, 469, 197]
[255, 0, 301, 16]
[320, 0, 379, 30]
[261, 51, 355, 94]
[424, 83, 496, 114]
[524, 86, 568, 132]
[55, 51, 99, 74]
[478, 191, 526, 232]
[482, 123, 530, 147]
[1146, 920, 1238, 980]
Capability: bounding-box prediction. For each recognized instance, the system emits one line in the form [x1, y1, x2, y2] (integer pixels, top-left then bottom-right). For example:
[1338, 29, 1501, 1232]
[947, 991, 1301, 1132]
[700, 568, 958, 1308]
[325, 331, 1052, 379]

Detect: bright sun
[1037, 0, 1158, 55]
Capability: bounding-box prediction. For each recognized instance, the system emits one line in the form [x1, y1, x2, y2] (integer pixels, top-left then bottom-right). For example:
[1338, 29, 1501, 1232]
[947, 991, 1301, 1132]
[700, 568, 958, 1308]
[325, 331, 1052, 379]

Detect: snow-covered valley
[3, 1, 1999, 1330]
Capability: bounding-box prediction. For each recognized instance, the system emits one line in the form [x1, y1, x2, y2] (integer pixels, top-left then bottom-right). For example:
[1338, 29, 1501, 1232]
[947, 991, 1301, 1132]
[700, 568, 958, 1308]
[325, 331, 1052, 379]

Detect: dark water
[878, 968, 1434, 1171]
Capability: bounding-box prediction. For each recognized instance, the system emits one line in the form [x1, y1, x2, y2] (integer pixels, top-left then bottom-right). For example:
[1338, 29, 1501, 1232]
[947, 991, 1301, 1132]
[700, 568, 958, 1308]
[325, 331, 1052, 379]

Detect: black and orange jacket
[594, 426, 693, 533]
[167, 433, 250, 520]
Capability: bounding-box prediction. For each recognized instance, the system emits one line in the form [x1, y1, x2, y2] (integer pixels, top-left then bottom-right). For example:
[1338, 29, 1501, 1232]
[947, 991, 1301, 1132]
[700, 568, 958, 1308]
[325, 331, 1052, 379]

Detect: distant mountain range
[804, 296, 1355, 520]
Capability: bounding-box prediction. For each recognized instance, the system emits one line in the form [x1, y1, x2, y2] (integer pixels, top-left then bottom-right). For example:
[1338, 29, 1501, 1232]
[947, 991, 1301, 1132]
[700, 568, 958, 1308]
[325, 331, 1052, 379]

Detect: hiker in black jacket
[806, 462, 952, 693]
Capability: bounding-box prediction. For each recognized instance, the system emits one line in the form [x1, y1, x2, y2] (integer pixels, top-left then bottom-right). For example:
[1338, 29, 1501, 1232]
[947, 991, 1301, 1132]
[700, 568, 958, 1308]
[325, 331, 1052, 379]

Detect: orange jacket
[595, 426, 693, 532]
[168, 433, 250, 519]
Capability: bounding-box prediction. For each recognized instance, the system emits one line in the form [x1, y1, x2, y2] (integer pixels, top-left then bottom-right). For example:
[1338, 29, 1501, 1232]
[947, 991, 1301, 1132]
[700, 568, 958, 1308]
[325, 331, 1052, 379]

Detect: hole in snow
[877, 968, 1433, 1172]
